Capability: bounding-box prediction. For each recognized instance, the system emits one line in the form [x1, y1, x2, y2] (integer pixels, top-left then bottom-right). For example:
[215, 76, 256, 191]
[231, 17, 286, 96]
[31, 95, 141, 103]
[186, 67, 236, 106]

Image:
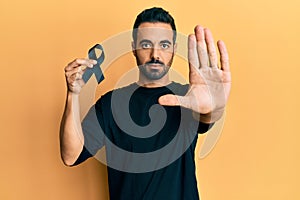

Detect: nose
[150, 47, 160, 61]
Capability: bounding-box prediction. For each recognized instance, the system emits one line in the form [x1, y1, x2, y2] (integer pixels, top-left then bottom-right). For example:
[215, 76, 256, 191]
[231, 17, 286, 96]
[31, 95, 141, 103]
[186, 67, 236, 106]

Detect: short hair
[132, 7, 177, 44]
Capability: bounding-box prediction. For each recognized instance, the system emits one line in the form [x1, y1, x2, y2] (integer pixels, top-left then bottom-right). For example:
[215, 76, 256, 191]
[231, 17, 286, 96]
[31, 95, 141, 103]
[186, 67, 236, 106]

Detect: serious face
[132, 22, 176, 80]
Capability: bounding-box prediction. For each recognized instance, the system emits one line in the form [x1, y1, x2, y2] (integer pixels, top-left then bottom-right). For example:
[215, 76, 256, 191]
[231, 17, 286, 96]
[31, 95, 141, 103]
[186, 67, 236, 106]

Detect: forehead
[136, 22, 173, 42]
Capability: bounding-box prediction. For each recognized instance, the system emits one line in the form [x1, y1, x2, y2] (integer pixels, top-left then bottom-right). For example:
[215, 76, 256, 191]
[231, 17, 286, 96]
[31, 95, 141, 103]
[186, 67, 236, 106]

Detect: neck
[137, 74, 171, 88]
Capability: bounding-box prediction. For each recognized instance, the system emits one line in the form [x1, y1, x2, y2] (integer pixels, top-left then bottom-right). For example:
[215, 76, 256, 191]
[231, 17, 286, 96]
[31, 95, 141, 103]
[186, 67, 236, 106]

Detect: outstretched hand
[159, 25, 231, 122]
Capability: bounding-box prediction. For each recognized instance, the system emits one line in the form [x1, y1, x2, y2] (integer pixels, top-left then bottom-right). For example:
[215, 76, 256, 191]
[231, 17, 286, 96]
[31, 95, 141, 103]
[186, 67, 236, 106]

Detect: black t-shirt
[74, 82, 213, 200]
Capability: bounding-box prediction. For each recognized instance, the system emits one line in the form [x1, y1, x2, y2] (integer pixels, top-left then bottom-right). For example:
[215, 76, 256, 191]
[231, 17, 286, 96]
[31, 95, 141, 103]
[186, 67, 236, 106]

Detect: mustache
[145, 58, 164, 65]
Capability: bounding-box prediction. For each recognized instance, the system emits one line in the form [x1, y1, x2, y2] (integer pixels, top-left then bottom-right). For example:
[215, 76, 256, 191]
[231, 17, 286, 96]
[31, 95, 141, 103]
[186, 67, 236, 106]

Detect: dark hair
[132, 7, 177, 43]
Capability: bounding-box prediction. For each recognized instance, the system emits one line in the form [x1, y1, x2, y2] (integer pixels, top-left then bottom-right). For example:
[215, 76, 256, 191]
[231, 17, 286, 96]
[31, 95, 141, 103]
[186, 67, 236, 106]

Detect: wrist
[67, 90, 79, 98]
[66, 91, 80, 107]
[193, 108, 224, 123]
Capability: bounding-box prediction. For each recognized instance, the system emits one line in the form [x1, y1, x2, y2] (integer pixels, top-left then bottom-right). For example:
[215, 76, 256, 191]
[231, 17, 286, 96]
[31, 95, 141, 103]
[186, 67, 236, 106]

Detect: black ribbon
[82, 44, 105, 84]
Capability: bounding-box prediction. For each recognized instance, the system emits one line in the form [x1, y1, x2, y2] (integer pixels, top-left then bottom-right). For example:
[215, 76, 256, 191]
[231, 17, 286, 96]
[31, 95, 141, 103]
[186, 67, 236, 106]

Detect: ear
[173, 43, 177, 53]
[131, 41, 137, 57]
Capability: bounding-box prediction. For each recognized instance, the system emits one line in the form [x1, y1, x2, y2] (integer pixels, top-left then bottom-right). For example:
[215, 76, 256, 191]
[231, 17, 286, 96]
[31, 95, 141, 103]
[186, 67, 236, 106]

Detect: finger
[217, 40, 230, 72]
[158, 94, 180, 106]
[64, 59, 84, 72]
[204, 28, 218, 68]
[68, 73, 78, 82]
[67, 68, 85, 82]
[65, 65, 84, 78]
[195, 25, 209, 69]
[64, 58, 97, 72]
[188, 34, 200, 73]
[75, 72, 83, 80]
[158, 95, 192, 111]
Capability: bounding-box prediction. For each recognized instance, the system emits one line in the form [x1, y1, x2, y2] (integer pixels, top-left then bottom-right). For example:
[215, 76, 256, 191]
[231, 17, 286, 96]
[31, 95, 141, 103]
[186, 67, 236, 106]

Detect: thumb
[158, 94, 182, 106]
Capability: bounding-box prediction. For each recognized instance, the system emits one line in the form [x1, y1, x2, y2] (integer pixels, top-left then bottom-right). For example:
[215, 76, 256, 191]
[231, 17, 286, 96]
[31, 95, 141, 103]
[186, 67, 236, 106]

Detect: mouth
[145, 63, 163, 69]
[148, 65, 162, 71]
[148, 63, 161, 66]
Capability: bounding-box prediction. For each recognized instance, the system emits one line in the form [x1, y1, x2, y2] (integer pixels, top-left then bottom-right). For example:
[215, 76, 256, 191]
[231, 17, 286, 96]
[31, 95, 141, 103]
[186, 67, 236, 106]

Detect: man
[60, 7, 231, 200]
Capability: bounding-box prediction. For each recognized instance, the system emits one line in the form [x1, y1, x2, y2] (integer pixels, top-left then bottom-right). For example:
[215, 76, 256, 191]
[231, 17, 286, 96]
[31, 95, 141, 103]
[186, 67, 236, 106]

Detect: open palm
[159, 25, 231, 121]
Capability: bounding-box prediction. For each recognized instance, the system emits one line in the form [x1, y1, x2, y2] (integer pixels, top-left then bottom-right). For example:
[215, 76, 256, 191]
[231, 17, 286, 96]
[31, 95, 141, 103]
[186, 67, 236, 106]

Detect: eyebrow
[139, 39, 152, 45]
[160, 40, 172, 45]
[139, 39, 172, 45]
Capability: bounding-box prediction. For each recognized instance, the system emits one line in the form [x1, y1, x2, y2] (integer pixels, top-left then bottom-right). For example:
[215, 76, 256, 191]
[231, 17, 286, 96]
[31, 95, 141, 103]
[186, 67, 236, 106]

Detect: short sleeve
[72, 146, 93, 166]
[197, 122, 214, 134]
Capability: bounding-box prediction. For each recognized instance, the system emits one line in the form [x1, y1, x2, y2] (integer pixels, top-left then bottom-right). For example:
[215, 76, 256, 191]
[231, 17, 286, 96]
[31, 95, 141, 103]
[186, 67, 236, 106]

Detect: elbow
[61, 156, 76, 167]
[60, 152, 78, 167]
[59, 141, 83, 167]
[62, 159, 76, 167]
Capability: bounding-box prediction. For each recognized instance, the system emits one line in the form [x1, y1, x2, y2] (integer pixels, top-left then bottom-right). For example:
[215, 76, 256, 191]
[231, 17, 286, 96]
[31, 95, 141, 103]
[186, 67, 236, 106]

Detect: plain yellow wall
[1, 0, 300, 199]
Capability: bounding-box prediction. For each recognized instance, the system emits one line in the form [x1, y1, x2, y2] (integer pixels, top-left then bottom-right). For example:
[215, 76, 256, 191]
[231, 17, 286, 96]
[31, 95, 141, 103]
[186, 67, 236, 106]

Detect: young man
[60, 7, 231, 200]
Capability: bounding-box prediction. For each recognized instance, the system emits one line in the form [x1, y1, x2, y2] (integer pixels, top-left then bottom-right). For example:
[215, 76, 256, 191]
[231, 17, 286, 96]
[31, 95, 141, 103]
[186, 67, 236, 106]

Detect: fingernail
[92, 60, 97, 64]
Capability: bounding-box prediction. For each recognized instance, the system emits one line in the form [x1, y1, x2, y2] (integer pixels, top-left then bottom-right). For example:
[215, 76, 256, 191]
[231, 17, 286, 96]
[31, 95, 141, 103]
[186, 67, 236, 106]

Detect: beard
[136, 54, 174, 80]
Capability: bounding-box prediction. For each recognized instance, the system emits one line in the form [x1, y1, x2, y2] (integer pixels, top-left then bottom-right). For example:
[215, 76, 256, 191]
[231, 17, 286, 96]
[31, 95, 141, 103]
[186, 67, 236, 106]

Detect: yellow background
[1, 0, 300, 199]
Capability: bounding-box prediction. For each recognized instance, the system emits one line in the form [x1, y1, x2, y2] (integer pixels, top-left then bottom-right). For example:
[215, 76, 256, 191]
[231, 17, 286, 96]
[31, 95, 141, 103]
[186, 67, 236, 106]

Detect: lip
[146, 63, 163, 68]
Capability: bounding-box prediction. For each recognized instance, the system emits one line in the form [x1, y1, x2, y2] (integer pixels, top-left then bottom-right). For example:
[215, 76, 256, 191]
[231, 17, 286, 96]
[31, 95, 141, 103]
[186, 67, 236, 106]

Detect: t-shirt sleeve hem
[71, 146, 93, 166]
[197, 122, 215, 134]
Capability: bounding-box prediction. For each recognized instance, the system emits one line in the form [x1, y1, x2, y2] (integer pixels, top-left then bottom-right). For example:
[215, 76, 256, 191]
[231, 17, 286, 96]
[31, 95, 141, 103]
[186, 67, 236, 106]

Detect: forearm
[60, 92, 84, 166]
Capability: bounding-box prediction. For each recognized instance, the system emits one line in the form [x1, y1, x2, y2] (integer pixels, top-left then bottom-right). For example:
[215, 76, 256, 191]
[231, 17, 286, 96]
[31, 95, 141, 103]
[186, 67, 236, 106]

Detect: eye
[141, 43, 152, 49]
[161, 43, 170, 49]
